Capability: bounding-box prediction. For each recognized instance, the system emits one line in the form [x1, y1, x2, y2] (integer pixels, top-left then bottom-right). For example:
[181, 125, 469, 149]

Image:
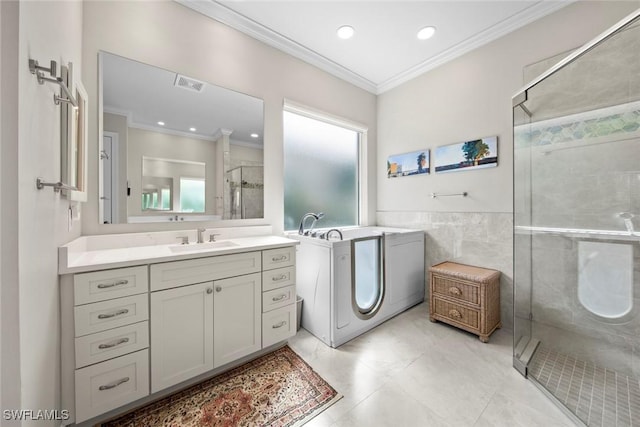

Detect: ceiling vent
[174, 74, 205, 93]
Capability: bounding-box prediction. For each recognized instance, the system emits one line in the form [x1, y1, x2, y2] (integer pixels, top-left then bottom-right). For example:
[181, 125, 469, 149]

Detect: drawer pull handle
[272, 274, 288, 281]
[272, 321, 287, 329]
[271, 255, 287, 262]
[448, 287, 462, 296]
[272, 294, 287, 302]
[207, 288, 213, 294]
[98, 377, 130, 391]
[215, 286, 222, 293]
[97, 309, 129, 319]
[97, 280, 129, 289]
[98, 337, 130, 349]
[448, 309, 462, 319]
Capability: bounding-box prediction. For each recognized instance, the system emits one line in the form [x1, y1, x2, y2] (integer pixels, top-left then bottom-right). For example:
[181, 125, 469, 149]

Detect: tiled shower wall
[377, 211, 514, 331]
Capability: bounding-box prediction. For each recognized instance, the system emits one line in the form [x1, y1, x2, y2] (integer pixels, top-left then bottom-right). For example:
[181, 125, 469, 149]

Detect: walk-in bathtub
[291, 226, 425, 348]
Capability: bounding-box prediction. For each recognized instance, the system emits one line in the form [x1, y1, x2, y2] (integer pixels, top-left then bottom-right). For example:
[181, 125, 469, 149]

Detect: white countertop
[59, 233, 299, 274]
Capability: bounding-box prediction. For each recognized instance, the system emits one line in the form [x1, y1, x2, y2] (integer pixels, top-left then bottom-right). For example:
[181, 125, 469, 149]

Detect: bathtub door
[351, 236, 384, 319]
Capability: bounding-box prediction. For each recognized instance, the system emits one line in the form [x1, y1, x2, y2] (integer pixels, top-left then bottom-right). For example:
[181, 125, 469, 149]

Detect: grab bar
[430, 192, 468, 198]
[29, 58, 78, 107]
[36, 178, 78, 193]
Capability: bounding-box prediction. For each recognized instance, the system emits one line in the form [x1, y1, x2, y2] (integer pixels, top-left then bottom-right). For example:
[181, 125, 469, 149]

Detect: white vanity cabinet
[261, 247, 297, 347]
[60, 237, 297, 425]
[70, 266, 150, 423]
[149, 252, 262, 392]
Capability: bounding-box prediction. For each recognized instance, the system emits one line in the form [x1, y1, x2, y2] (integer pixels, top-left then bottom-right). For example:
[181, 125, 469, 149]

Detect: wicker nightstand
[429, 262, 501, 343]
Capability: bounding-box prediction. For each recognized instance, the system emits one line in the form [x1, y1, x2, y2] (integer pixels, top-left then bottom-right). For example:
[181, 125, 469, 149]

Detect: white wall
[0, 1, 22, 422]
[15, 2, 83, 426]
[82, 0, 378, 235]
[376, 1, 640, 330]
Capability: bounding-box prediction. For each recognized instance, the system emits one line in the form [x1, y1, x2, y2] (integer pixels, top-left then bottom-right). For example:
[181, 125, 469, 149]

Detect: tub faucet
[197, 228, 206, 243]
[298, 212, 324, 235]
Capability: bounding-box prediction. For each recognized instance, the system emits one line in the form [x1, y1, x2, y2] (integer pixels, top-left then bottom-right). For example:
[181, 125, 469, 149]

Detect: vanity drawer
[75, 321, 149, 369]
[150, 251, 261, 292]
[74, 266, 148, 305]
[262, 285, 296, 313]
[262, 304, 296, 347]
[75, 294, 149, 337]
[262, 266, 295, 292]
[75, 349, 149, 423]
[262, 246, 295, 270]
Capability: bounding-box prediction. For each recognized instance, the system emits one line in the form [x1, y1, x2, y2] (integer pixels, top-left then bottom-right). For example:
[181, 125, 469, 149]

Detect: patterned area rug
[101, 346, 341, 427]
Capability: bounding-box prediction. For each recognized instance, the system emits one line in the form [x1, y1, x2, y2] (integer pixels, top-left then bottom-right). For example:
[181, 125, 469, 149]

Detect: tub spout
[298, 212, 324, 235]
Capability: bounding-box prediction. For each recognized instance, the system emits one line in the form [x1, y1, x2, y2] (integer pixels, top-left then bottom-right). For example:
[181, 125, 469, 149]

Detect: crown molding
[177, 0, 572, 95]
[377, 1, 575, 93]
[175, 0, 378, 93]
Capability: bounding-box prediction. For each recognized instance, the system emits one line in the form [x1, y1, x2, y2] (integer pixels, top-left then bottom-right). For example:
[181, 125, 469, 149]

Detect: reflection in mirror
[99, 51, 264, 224]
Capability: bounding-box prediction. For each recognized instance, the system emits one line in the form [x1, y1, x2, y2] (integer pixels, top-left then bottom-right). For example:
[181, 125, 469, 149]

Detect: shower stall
[224, 166, 264, 219]
[512, 9, 640, 426]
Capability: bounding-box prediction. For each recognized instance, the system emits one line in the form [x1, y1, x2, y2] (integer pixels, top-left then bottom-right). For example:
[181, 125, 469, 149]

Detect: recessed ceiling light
[417, 26, 436, 40]
[337, 25, 355, 40]
[189, 127, 197, 132]
[250, 133, 259, 138]
[157, 121, 165, 126]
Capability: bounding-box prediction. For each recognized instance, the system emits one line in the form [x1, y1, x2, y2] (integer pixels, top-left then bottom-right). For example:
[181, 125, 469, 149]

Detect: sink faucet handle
[209, 233, 221, 242]
[177, 236, 189, 245]
[196, 228, 206, 243]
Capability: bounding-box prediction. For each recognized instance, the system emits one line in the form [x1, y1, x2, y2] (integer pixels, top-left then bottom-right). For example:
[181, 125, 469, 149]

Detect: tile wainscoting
[377, 211, 514, 331]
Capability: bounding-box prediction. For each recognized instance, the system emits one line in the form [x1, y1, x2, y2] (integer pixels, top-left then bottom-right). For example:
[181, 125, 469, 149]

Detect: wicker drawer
[429, 262, 501, 343]
[432, 297, 479, 329]
[431, 274, 479, 306]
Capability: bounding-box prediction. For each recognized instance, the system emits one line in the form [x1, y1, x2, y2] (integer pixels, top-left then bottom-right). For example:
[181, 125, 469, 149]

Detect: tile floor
[288, 303, 575, 427]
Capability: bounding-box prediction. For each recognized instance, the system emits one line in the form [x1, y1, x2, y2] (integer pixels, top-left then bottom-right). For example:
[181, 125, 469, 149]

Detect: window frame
[283, 100, 369, 230]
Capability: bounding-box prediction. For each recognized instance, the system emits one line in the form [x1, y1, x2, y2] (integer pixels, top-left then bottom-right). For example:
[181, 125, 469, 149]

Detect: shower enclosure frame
[512, 8, 640, 426]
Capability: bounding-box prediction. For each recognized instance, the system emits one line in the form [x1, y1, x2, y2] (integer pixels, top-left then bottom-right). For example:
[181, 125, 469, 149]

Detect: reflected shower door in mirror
[98, 51, 264, 224]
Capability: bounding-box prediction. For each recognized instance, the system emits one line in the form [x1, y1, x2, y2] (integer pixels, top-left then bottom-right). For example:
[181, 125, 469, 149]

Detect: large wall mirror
[99, 51, 264, 224]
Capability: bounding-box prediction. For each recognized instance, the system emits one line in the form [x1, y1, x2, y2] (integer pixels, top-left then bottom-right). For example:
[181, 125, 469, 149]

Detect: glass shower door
[351, 236, 384, 319]
[513, 11, 640, 426]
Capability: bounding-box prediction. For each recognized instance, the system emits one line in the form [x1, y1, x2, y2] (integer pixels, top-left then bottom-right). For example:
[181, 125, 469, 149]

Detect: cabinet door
[213, 273, 261, 368]
[151, 282, 213, 393]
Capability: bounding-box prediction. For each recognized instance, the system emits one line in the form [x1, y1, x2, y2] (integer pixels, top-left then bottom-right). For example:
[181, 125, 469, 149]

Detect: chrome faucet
[197, 228, 206, 243]
[298, 212, 324, 235]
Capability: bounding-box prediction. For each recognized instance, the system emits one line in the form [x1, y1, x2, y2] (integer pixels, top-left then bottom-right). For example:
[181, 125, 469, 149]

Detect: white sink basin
[169, 241, 239, 253]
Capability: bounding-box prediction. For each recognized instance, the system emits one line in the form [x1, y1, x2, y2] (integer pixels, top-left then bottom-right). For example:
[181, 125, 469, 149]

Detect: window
[179, 178, 205, 213]
[283, 107, 364, 231]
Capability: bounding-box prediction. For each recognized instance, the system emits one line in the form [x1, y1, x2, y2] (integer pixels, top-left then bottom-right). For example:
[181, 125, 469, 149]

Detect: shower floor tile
[529, 345, 640, 427]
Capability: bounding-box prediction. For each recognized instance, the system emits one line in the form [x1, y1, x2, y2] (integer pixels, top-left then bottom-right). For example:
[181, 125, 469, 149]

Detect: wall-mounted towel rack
[430, 192, 468, 198]
[29, 59, 78, 107]
[36, 178, 78, 193]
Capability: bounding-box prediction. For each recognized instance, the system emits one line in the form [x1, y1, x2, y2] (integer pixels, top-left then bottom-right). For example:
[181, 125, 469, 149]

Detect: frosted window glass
[283, 111, 359, 230]
[180, 178, 205, 213]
